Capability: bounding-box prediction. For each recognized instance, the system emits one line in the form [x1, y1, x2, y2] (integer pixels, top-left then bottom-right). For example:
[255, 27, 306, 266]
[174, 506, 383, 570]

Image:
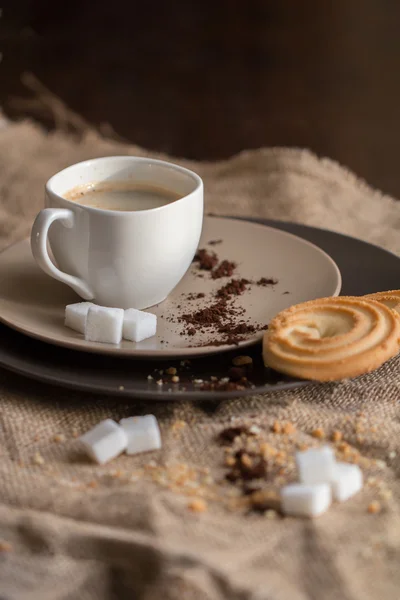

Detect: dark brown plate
[0, 217, 398, 400]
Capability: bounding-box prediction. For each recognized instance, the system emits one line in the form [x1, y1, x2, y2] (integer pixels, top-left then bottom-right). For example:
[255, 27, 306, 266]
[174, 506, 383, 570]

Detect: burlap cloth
[1, 119, 400, 600]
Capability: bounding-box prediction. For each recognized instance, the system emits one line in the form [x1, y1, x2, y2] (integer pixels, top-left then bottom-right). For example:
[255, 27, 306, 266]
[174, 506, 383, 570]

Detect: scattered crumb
[171, 420, 186, 433]
[282, 422, 296, 435]
[33, 452, 45, 466]
[367, 501, 382, 514]
[166, 367, 177, 375]
[188, 498, 208, 513]
[0, 541, 12, 553]
[87, 480, 98, 489]
[272, 421, 282, 434]
[240, 453, 253, 468]
[331, 430, 343, 442]
[193, 379, 203, 384]
[311, 428, 325, 439]
[260, 442, 278, 458]
[147, 375, 153, 380]
[296, 443, 310, 451]
[232, 355, 253, 367]
[219, 425, 254, 443]
[156, 380, 163, 386]
[118, 385, 125, 391]
[388, 451, 397, 459]
[225, 455, 236, 467]
[171, 375, 180, 383]
[53, 434, 66, 444]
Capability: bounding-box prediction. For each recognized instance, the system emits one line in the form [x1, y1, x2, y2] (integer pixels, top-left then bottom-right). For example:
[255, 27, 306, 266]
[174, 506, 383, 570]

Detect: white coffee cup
[31, 156, 204, 309]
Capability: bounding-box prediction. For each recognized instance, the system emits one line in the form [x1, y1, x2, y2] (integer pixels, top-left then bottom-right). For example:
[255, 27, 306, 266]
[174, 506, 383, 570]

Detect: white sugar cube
[123, 309, 157, 342]
[296, 446, 336, 485]
[85, 305, 124, 344]
[331, 462, 363, 502]
[80, 419, 127, 464]
[119, 415, 162, 455]
[281, 483, 332, 517]
[65, 302, 94, 334]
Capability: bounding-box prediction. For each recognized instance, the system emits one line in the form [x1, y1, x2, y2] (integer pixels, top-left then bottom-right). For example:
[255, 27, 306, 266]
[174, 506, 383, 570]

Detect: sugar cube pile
[281, 445, 364, 518]
[281, 483, 332, 518]
[331, 462, 363, 502]
[85, 305, 124, 344]
[65, 302, 157, 345]
[80, 419, 128, 465]
[123, 309, 157, 342]
[65, 302, 94, 334]
[120, 415, 162, 454]
[296, 446, 336, 485]
[80, 414, 162, 464]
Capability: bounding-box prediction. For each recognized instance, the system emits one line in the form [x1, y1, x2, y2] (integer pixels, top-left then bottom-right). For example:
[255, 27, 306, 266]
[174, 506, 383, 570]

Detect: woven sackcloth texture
[0, 119, 400, 600]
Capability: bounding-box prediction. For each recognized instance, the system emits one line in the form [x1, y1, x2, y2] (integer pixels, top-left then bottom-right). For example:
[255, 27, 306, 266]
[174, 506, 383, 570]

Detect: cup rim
[46, 155, 203, 215]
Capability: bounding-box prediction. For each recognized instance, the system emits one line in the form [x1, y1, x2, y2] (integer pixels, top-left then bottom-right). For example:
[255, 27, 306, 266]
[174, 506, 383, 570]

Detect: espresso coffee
[64, 181, 181, 211]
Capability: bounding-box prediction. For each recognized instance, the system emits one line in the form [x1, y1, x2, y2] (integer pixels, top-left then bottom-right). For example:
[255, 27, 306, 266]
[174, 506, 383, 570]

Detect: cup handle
[31, 208, 94, 299]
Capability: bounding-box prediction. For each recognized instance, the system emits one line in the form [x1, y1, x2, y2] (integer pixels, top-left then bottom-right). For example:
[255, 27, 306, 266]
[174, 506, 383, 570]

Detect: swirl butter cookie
[364, 290, 400, 314]
[263, 296, 400, 381]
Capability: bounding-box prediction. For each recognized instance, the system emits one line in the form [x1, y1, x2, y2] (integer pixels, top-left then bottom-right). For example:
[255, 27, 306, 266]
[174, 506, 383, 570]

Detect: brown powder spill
[185, 292, 206, 301]
[256, 277, 278, 286]
[211, 260, 237, 279]
[193, 248, 237, 279]
[180, 249, 279, 345]
[216, 278, 250, 298]
[219, 425, 254, 443]
[219, 323, 258, 335]
[193, 249, 218, 270]
[179, 298, 232, 332]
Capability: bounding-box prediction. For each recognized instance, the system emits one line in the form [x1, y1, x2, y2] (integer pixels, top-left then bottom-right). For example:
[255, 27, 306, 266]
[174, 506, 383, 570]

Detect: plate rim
[0, 216, 342, 359]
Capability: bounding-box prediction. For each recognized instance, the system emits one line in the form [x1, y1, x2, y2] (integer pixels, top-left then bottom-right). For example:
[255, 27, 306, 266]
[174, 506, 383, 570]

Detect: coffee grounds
[185, 292, 206, 301]
[193, 249, 218, 270]
[211, 260, 237, 279]
[179, 298, 233, 333]
[199, 377, 252, 392]
[218, 322, 257, 335]
[216, 278, 250, 298]
[193, 248, 238, 279]
[225, 449, 268, 482]
[219, 425, 253, 443]
[179, 249, 280, 345]
[256, 277, 278, 286]
[178, 275, 270, 345]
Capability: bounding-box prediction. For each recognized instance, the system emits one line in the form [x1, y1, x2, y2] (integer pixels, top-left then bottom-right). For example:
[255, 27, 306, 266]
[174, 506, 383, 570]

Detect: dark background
[3, 0, 400, 197]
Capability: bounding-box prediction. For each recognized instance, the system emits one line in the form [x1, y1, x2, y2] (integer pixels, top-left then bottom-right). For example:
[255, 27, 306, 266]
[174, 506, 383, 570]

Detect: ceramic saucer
[0, 216, 341, 358]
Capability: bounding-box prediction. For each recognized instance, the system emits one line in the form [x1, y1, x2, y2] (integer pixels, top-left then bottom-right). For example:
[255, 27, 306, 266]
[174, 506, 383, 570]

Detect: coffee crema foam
[64, 181, 181, 211]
